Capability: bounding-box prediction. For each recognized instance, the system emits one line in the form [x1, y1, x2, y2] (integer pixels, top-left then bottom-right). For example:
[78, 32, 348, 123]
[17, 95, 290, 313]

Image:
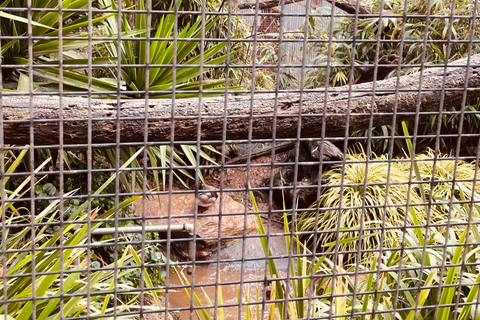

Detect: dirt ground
[202, 153, 288, 213]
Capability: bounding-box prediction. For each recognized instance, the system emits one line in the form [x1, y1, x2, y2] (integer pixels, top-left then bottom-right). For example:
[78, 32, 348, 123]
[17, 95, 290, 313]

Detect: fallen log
[2, 54, 480, 146]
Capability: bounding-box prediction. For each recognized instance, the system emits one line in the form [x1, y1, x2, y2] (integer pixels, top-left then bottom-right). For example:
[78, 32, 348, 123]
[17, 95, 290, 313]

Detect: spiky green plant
[0, 0, 121, 92]
[0, 0, 112, 63]
[308, 0, 480, 87]
[310, 145, 480, 320]
[98, 0, 237, 98]
[98, 144, 217, 192]
[311, 220, 480, 320]
[400, 148, 480, 218]
[297, 152, 427, 261]
[1, 198, 142, 319]
[0, 148, 163, 319]
[308, 0, 480, 155]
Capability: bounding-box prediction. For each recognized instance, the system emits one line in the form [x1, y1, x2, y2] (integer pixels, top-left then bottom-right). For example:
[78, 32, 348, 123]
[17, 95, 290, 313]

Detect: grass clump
[297, 152, 425, 260]
[297, 148, 480, 263]
[0, 148, 166, 319]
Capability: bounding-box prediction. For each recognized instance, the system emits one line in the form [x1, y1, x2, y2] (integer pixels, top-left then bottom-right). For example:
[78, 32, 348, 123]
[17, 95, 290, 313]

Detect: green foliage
[297, 151, 424, 262]
[350, 99, 480, 156]
[1, 0, 110, 63]
[97, 144, 217, 191]
[98, 0, 237, 98]
[1, 198, 142, 320]
[0, 149, 157, 319]
[144, 144, 218, 190]
[2, 0, 245, 95]
[96, 208, 169, 292]
[253, 164, 480, 319]
[414, 98, 480, 154]
[0, 0, 118, 91]
[307, 0, 480, 88]
[312, 136, 480, 319]
[4, 144, 210, 293]
[307, 0, 480, 154]
[297, 147, 480, 262]
[311, 221, 480, 320]
[402, 148, 480, 217]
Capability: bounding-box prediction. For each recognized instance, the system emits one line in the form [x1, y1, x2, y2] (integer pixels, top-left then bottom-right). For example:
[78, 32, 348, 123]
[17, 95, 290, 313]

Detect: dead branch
[238, 0, 371, 15]
[2, 54, 480, 146]
[324, 0, 371, 15]
[238, 0, 300, 10]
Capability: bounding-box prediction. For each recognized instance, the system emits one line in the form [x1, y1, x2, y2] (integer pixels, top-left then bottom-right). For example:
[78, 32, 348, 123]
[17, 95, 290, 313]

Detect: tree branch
[3, 54, 480, 146]
[238, 0, 371, 15]
[238, 0, 300, 10]
[324, 0, 371, 15]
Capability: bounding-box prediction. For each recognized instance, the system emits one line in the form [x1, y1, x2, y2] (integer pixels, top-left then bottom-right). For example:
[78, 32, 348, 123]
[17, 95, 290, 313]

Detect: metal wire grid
[1, 0, 480, 319]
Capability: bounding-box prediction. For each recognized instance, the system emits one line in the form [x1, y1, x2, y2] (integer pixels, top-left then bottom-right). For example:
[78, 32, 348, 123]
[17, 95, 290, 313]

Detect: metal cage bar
[1, 0, 480, 319]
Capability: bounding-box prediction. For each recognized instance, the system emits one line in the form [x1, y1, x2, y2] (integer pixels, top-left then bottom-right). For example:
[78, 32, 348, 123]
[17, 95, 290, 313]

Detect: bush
[297, 152, 424, 261]
[0, 148, 165, 319]
[297, 148, 479, 262]
[313, 220, 480, 320]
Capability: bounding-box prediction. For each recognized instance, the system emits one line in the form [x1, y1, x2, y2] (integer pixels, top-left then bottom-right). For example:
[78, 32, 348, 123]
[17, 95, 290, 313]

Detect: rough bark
[238, 0, 371, 15]
[238, 0, 299, 10]
[324, 0, 371, 15]
[3, 54, 480, 146]
[225, 142, 295, 164]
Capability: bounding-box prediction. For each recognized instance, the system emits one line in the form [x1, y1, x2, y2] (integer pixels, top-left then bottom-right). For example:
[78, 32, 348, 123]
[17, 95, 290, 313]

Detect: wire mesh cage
[1, 0, 480, 319]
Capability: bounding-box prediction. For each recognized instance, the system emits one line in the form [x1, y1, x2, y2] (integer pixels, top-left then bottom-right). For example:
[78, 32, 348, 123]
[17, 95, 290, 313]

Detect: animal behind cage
[1, 0, 480, 319]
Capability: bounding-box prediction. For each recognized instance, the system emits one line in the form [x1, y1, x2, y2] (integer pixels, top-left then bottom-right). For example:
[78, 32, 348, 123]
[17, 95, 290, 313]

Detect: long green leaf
[0, 11, 55, 29]
[32, 68, 118, 92]
[3, 148, 28, 186]
[437, 229, 468, 320]
[99, 244, 130, 318]
[457, 271, 480, 320]
[43, 12, 117, 37]
[151, 18, 204, 81]
[34, 0, 89, 35]
[33, 30, 144, 55]
[180, 145, 204, 183]
[405, 270, 436, 320]
[402, 121, 427, 203]
[36, 262, 83, 320]
[1, 39, 19, 55]
[130, 248, 164, 309]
